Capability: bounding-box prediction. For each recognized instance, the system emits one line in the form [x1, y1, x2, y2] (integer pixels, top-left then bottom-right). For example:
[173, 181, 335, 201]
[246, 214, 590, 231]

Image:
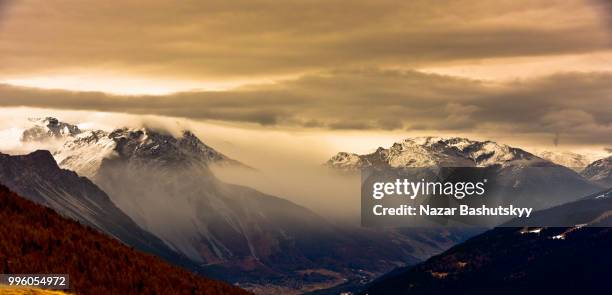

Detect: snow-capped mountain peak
[106, 127, 243, 167]
[21, 117, 82, 142]
[326, 136, 600, 222]
[325, 152, 363, 171]
[326, 136, 543, 170]
[20, 117, 247, 177]
[54, 129, 116, 179]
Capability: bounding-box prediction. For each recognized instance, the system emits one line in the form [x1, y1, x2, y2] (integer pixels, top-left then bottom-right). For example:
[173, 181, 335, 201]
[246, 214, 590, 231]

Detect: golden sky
[0, 0, 611, 147]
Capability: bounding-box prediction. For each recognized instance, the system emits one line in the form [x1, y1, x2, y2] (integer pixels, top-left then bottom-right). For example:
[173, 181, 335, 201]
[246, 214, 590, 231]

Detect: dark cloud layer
[0, 69, 610, 144]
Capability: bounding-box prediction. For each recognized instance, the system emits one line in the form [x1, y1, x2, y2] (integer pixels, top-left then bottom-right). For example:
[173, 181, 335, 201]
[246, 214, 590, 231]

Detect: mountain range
[13, 117, 471, 294]
[326, 137, 603, 171]
[8, 118, 611, 294]
[326, 137, 602, 210]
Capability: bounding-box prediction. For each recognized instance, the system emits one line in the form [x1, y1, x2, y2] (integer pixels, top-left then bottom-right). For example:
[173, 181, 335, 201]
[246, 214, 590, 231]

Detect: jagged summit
[21, 117, 247, 177]
[21, 117, 82, 142]
[106, 127, 241, 167]
[58, 127, 245, 177]
[326, 136, 544, 170]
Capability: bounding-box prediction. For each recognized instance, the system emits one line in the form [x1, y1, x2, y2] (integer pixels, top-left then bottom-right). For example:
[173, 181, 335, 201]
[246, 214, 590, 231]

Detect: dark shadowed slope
[0, 150, 200, 272]
[362, 188, 612, 295]
[0, 185, 251, 295]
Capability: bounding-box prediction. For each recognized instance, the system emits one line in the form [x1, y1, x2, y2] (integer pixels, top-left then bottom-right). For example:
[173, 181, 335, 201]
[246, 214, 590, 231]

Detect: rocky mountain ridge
[326, 137, 545, 170]
[581, 155, 612, 187]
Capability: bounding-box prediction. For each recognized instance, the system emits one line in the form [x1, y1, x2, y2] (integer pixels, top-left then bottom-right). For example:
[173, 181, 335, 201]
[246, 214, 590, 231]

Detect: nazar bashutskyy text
[372, 204, 533, 218]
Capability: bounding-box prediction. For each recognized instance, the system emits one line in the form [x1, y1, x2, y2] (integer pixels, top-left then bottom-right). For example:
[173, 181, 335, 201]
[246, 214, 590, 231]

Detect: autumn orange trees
[0, 185, 251, 295]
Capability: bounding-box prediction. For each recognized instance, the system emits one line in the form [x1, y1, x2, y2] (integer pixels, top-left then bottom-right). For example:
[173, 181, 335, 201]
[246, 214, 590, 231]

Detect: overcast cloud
[0, 68, 610, 145]
[0, 0, 611, 78]
[0, 0, 610, 147]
